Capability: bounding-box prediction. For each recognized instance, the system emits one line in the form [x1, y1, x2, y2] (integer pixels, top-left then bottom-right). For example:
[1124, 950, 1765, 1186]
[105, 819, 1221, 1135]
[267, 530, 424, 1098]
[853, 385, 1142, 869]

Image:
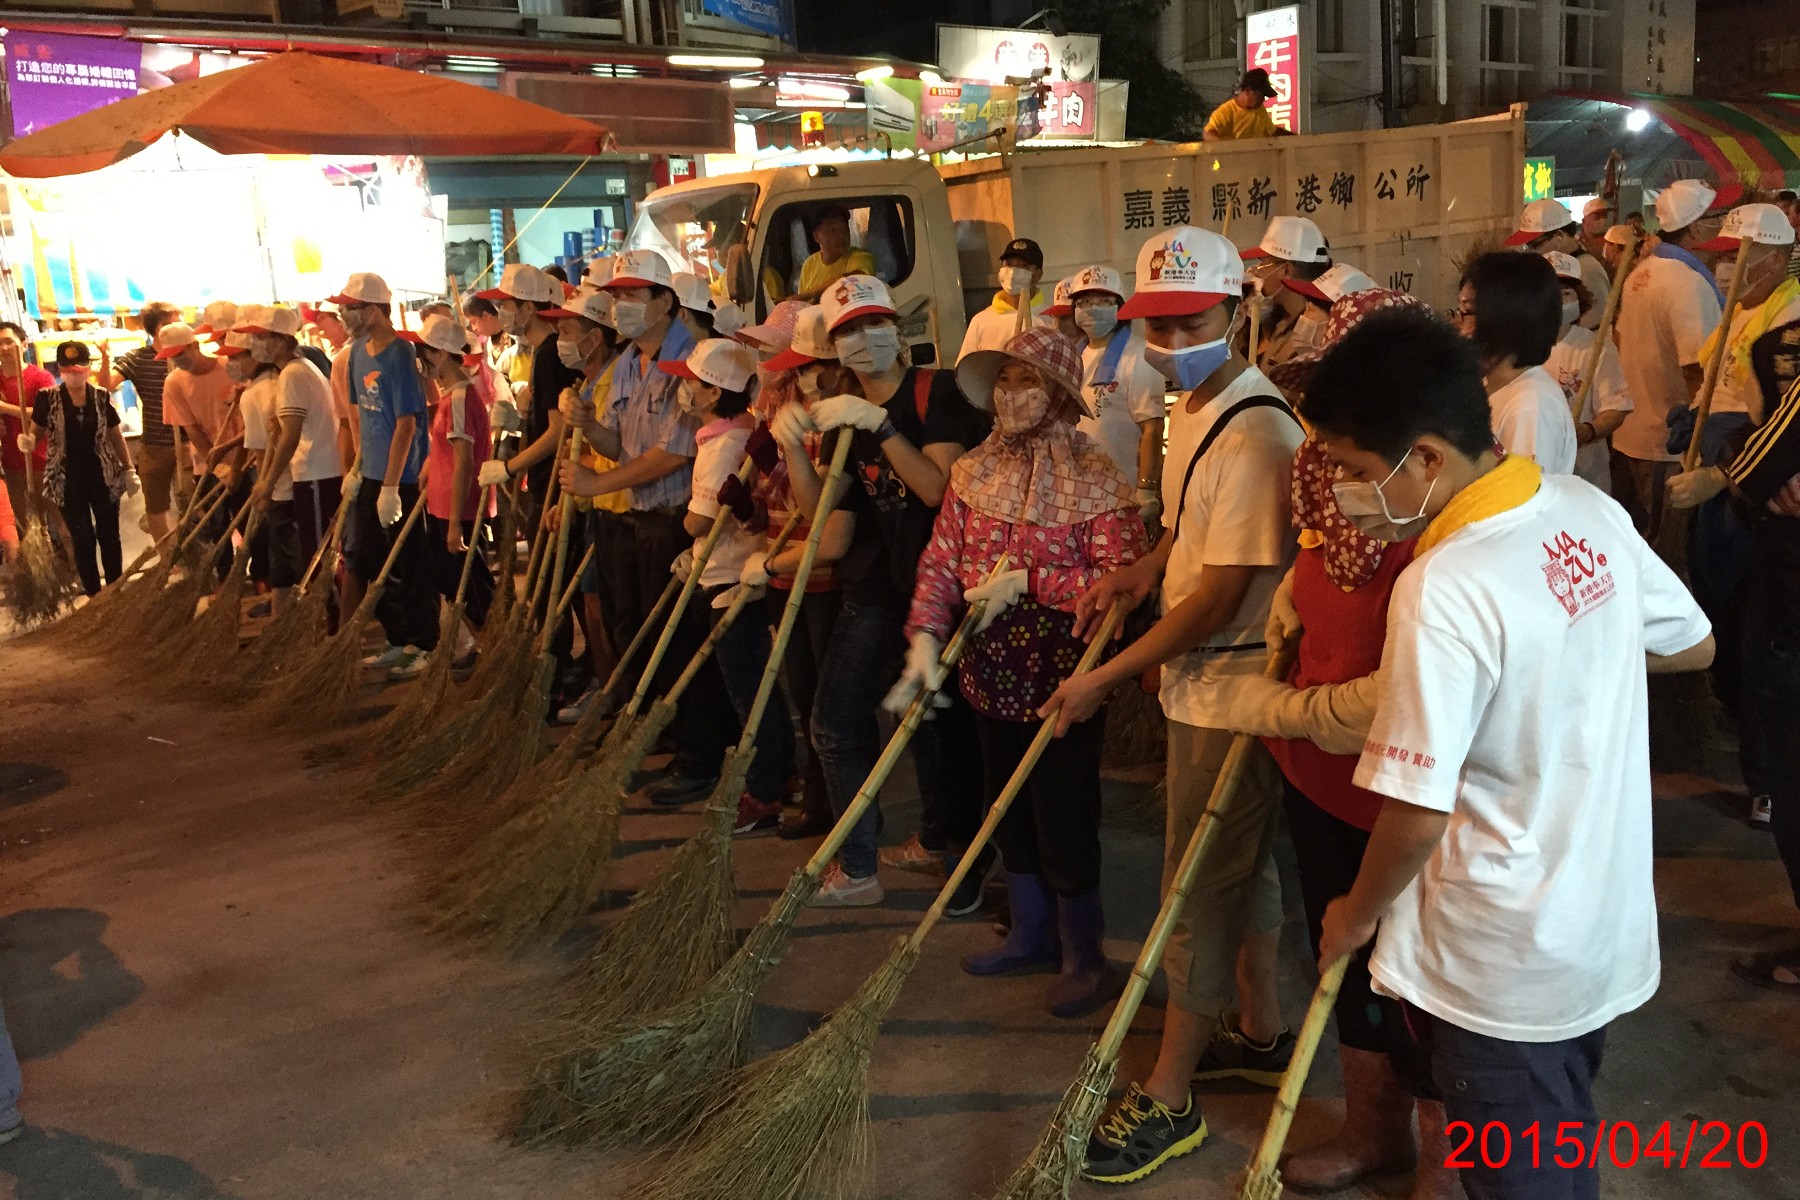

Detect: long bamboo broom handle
[519, 432, 569, 609]
[161, 483, 234, 568]
[448, 482, 497, 614]
[361, 488, 431, 604]
[297, 455, 363, 594]
[1682, 235, 1757, 472]
[595, 572, 682, 705]
[903, 599, 1127, 952]
[1567, 234, 1640, 423]
[5, 343, 35, 523]
[1239, 955, 1351, 1200]
[798, 555, 1014, 878]
[552, 543, 597, 625]
[1248, 301, 1261, 369]
[533, 429, 589, 657]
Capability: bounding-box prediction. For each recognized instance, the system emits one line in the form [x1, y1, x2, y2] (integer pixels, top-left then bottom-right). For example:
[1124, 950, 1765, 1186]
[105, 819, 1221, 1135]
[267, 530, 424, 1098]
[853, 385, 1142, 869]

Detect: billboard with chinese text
[1245, 5, 1301, 134]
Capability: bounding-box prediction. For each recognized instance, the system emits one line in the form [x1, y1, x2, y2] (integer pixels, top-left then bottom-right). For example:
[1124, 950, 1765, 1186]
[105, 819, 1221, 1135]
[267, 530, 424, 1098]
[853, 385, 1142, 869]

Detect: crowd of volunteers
[20, 173, 1800, 1200]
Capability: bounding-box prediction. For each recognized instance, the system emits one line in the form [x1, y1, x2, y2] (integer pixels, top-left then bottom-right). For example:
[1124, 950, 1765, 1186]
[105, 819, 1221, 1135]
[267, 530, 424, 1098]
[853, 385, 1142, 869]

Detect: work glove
[557, 385, 593, 426]
[342, 463, 362, 495]
[771, 401, 816, 449]
[477, 458, 510, 488]
[124, 471, 142, 498]
[16, 431, 34, 454]
[1666, 466, 1726, 510]
[882, 630, 953, 717]
[963, 568, 1030, 633]
[810, 394, 888, 433]
[711, 582, 764, 610]
[1264, 566, 1301, 650]
[377, 484, 403, 527]
[671, 547, 695, 583]
[1135, 486, 1162, 526]
[491, 396, 522, 434]
[1213, 675, 1303, 739]
[739, 550, 773, 589]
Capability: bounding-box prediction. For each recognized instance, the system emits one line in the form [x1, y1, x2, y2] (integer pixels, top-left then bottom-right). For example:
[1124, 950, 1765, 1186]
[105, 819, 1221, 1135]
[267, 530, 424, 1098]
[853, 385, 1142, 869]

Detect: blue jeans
[0, 995, 20, 1128]
[810, 600, 905, 878]
[710, 592, 795, 804]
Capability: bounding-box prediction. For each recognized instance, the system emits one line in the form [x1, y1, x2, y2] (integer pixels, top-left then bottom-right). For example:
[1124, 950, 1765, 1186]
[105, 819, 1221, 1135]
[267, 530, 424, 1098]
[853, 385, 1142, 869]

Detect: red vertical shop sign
[1245, 5, 1301, 134]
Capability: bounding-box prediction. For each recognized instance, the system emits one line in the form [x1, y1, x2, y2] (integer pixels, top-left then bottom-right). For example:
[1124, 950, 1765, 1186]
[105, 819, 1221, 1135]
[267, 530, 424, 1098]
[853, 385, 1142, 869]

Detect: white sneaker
[0, 1113, 21, 1145]
[386, 646, 429, 680]
[809, 862, 884, 908]
[361, 644, 406, 669]
[556, 683, 600, 726]
[1752, 795, 1773, 826]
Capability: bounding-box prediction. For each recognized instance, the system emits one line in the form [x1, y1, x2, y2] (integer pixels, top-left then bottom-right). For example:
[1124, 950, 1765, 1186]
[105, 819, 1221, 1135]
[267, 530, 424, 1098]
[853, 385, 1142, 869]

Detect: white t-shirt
[1577, 251, 1611, 329]
[957, 295, 1051, 362]
[688, 416, 758, 588]
[1078, 334, 1167, 480]
[239, 375, 292, 502]
[1710, 289, 1800, 423]
[1488, 365, 1576, 476]
[1613, 255, 1722, 462]
[276, 358, 342, 484]
[1544, 326, 1633, 492]
[1158, 366, 1304, 728]
[1357, 474, 1711, 1042]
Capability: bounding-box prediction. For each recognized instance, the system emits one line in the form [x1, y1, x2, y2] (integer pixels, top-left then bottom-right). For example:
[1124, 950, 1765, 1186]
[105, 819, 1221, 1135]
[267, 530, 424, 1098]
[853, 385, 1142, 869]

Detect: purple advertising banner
[5, 31, 143, 139]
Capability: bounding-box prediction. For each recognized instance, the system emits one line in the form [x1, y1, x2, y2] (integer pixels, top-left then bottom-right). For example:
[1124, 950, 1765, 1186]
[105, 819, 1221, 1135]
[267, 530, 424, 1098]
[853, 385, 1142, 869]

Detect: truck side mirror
[910, 342, 936, 365]
[723, 244, 755, 308]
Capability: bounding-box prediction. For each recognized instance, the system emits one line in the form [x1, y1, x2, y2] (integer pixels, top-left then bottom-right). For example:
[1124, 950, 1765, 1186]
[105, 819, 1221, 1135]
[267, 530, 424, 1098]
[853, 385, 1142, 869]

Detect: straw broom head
[3, 521, 79, 629]
[986, 1048, 1118, 1200]
[367, 643, 538, 801]
[230, 569, 333, 695]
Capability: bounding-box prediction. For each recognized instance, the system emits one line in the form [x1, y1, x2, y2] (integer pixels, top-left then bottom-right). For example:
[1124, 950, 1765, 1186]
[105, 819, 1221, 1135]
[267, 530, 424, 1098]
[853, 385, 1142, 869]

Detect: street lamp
[1626, 108, 1654, 133]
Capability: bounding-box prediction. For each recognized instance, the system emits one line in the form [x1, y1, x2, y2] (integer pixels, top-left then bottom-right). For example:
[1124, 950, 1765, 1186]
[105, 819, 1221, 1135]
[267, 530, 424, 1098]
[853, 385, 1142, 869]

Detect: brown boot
[1409, 1100, 1465, 1200]
[1280, 1046, 1414, 1191]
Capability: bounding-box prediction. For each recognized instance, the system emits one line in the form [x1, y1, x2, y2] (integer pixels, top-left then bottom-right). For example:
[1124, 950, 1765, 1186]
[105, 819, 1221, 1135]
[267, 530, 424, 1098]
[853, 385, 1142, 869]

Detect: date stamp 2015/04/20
[1445, 1121, 1768, 1171]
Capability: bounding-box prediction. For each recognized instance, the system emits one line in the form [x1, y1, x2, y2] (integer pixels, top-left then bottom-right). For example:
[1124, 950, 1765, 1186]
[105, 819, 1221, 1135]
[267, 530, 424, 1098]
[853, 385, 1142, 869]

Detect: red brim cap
[1117, 290, 1229, 321]
[657, 360, 701, 380]
[153, 344, 192, 360]
[540, 306, 584, 321]
[396, 331, 424, 344]
[825, 302, 897, 332]
[1501, 229, 1538, 246]
[472, 287, 510, 301]
[763, 346, 819, 372]
[217, 344, 248, 357]
[603, 273, 663, 290]
[1691, 234, 1741, 252]
[1283, 278, 1329, 303]
[1239, 245, 1274, 259]
[1043, 304, 1072, 318]
[237, 325, 278, 336]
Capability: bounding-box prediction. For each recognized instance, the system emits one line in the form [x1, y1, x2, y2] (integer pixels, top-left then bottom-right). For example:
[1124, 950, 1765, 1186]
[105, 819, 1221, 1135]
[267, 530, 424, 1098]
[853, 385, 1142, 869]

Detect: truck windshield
[626, 182, 760, 304]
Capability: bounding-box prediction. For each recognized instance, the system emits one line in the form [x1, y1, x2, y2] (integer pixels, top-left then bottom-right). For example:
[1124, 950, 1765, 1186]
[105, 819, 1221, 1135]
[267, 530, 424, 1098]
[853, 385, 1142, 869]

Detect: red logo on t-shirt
[1541, 530, 1613, 620]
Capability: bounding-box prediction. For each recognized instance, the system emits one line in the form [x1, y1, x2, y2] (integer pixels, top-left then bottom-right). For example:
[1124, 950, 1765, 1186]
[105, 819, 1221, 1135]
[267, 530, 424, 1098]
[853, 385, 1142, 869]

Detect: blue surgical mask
[1144, 335, 1230, 392]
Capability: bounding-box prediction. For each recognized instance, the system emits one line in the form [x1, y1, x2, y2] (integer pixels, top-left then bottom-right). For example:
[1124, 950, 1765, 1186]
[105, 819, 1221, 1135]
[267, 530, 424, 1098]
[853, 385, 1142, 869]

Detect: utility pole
[1379, 0, 1404, 128]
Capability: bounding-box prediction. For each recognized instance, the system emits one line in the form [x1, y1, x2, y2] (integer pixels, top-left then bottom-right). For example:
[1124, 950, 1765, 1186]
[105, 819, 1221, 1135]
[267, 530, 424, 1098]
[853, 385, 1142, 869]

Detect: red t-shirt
[1263, 537, 1418, 831]
[2, 365, 55, 473]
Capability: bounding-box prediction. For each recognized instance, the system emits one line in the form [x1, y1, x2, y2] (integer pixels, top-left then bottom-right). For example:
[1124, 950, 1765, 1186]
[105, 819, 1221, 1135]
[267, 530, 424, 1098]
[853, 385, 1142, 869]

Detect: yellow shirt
[1203, 99, 1280, 141]
[797, 248, 878, 297]
[571, 359, 629, 515]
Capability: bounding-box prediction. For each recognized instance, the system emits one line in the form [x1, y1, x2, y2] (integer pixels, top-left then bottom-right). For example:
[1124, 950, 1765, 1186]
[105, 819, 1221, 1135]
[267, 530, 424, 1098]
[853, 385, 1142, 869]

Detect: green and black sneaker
[1191, 1017, 1296, 1087]
[1082, 1083, 1208, 1185]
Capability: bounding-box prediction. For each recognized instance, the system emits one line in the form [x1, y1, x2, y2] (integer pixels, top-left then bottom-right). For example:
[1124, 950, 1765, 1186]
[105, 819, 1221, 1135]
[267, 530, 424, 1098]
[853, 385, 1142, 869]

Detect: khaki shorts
[131, 440, 179, 516]
[1161, 720, 1285, 1022]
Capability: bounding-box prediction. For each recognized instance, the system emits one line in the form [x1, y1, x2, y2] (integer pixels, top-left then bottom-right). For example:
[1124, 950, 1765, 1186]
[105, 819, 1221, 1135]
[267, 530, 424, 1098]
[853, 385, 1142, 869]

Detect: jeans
[810, 600, 905, 879]
[0, 994, 20, 1129]
[1742, 595, 1800, 910]
[59, 484, 121, 595]
[710, 588, 794, 803]
[767, 587, 839, 811]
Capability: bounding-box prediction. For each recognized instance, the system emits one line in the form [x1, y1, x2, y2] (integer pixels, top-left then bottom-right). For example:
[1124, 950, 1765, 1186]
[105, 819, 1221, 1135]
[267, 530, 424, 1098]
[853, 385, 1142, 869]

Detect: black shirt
[829, 366, 991, 606]
[34, 384, 121, 493]
[524, 333, 581, 499]
[1728, 375, 1800, 645]
[299, 344, 334, 379]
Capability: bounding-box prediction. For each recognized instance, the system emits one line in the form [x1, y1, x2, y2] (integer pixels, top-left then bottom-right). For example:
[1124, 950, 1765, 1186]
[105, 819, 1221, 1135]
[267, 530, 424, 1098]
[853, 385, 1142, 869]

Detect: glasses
[1071, 295, 1117, 310]
[1451, 307, 1478, 321]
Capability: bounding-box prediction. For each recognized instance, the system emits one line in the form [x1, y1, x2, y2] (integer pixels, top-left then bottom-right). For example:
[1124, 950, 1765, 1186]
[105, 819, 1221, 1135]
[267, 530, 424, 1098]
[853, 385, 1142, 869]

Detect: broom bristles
[308, 602, 464, 767]
[635, 936, 921, 1200]
[3, 521, 79, 630]
[985, 1049, 1118, 1200]
[398, 656, 556, 820]
[232, 570, 333, 693]
[367, 646, 538, 801]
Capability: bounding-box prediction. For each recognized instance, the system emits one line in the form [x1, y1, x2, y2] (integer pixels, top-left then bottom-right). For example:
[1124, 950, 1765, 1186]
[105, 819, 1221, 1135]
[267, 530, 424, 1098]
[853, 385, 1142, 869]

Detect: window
[1184, 0, 1238, 64]
[1484, 4, 1521, 65]
[627, 181, 759, 298]
[1563, 13, 1594, 70]
[1398, 0, 1435, 57]
[1317, 0, 1345, 54]
[756, 195, 917, 316]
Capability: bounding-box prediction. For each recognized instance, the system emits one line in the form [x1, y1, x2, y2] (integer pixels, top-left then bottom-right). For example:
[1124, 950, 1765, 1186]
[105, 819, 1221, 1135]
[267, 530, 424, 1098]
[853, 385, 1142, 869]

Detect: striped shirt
[602, 319, 700, 512]
[114, 345, 173, 446]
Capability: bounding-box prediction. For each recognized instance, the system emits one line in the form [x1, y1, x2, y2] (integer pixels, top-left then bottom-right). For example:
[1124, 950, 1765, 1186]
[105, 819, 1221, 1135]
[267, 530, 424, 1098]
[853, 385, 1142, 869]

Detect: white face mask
[1331, 451, 1437, 543]
[501, 300, 533, 335]
[1560, 300, 1582, 329]
[557, 335, 588, 369]
[998, 266, 1034, 297]
[612, 300, 652, 340]
[1074, 304, 1119, 340]
[342, 308, 371, 339]
[837, 325, 902, 375]
[796, 367, 823, 400]
[678, 381, 713, 416]
[249, 335, 281, 365]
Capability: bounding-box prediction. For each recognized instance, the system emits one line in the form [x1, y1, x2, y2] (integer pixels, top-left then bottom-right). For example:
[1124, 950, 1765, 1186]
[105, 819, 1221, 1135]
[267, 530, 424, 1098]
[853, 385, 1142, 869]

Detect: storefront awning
[1550, 92, 1800, 204]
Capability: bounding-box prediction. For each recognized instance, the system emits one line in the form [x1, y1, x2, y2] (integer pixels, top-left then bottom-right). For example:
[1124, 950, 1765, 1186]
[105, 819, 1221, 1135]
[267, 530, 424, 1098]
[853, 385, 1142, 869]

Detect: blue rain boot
[962, 871, 1061, 975]
[1047, 889, 1123, 1018]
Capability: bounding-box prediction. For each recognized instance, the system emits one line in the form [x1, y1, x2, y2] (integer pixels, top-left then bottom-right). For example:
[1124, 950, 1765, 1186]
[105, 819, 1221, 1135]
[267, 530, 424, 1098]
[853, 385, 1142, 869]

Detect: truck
[626, 106, 1527, 366]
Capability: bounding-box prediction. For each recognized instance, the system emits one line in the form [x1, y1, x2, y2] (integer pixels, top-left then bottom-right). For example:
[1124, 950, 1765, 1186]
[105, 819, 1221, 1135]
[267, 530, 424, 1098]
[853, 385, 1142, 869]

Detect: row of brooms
[12, 418, 1351, 1200]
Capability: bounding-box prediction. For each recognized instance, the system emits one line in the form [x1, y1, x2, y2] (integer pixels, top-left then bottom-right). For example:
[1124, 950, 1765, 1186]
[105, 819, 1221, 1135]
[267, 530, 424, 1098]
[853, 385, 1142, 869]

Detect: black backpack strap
[1170, 394, 1298, 544]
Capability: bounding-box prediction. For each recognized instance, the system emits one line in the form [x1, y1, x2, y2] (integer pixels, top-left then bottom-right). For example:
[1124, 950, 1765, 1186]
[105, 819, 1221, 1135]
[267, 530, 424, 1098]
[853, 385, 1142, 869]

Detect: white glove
[882, 631, 952, 716]
[491, 396, 522, 433]
[16, 431, 34, 454]
[671, 547, 695, 582]
[1264, 566, 1301, 650]
[342, 463, 362, 495]
[1214, 675, 1302, 739]
[1135, 486, 1162, 526]
[740, 550, 772, 588]
[377, 484, 402, 527]
[963, 567, 1030, 633]
[1667, 466, 1726, 510]
[771, 401, 816, 449]
[125, 472, 142, 497]
[477, 458, 510, 488]
[711, 582, 764, 610]
[811, 394, 889, 433]
[557, 385, 593, 426]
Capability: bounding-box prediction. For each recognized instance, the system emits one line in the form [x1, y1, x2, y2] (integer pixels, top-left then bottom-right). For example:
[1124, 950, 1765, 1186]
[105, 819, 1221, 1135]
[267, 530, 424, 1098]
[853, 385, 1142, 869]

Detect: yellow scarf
[1416, 454, 1542, 556]
[1699, 277, 1800, 380]
[993, 288, 1046, 315]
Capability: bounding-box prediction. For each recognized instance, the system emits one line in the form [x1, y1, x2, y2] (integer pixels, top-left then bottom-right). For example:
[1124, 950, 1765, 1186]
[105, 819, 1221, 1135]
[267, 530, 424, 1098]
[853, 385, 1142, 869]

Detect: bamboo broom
[232, 466, 360, 693]
[486, 469, 525, 630]
[117, 491, 255, 672]
[1566, 233, 1639, 425]
[152, 504, 267, 692]
[1236, 955, 1352, 1200]
[986, 639, 1298, 1200]
[633, 601, 1129, 1200]
[89, 482, 234, 656]
[429, 439, 849, 955]
[1682, 234, 1757, 473]
[516, 556, 1013, 1149]
[1, 429, 78, 631]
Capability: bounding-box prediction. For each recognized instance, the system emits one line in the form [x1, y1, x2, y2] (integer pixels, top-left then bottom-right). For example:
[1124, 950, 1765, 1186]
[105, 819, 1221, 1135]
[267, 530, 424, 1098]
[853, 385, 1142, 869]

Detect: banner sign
[918, 83, 1018, 154]
[936, 24, 1100, 85]
[1524, 156, 1556, 202]
[1245, 5, 1301, 134]
[1036, 82, 1098, 138]
[700, 0, 791, 41]
[4, 31, 143, 138]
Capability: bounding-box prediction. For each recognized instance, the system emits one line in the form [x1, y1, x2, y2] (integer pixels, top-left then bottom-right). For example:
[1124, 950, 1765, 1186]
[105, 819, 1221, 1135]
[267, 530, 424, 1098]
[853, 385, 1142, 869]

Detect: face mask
[1331, 451, 1438, 543]
[1292, 307, 1327, 351]
[225, 357, 253, 383]
[1074, 304, 1119, 340]
[1560, 300, 1582, 329]
[60, 368, 90, 389]
[838, 325, 902, 375]
[998, 266, 1033, 297]
[612, 300, 652, 340]
[1145, 335, 1230, 392]
[557, 336, 588, 369]
[342, 308, 371, 339]
[249, 336, 280, 365]
[995, 386, 1053, 436]
[678, 381, 713, 416]
[796, 367, 823, 400]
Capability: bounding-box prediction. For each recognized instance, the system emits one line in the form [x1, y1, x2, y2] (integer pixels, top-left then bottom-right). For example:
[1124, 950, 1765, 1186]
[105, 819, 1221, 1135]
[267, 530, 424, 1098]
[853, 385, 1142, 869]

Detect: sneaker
[1083, 1083, 1208, 1184]
[361, 644, 406, 669]
[1192, 1017, 1296, 1088]
[733, 794, 784, 836]
[1752, 795, 1773, 826]
[385, 647, 430, 681]
[556, 683, 600, 726]
[880, 832, 947, 876]
[778, 808, 834, 840]
[944, 844, 999, 918]
[809, 862, 884, 908]
[648, 772, 718, 807]
[247, 599, 273, 619]
[0, 1113, 21, 1145]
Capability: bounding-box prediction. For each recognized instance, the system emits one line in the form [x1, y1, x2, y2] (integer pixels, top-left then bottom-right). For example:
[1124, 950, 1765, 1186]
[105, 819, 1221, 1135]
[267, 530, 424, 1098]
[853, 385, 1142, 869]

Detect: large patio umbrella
[0, 51, 613, 178]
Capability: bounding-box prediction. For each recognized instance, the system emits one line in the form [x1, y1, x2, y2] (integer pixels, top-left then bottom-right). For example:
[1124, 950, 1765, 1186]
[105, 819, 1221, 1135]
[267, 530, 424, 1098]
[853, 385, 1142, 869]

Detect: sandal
[1729, 943, 1800, 990]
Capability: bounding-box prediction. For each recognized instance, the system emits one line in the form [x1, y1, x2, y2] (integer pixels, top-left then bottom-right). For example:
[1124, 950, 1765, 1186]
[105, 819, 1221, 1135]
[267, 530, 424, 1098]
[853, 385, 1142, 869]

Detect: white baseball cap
[672, 271, 716, 314]
[240, 305, 303, 337]
[329, 272, 393, 307]
[582, 256, 616, 290]
[657, 337, 757, 392]
[604, 249, 675, 291]
[399, 313, 473, 356]
[1541, 251, 1585, 283]
[1067, 263, 1126, 301]
[1285, 262, 1378, 305]
[1655, 180, 1717, 233]
[216, 331, 252, 358]
[1044, 277, 1074, 318]
[1504, 198, 1575, 246]
[1119, 226, 1242, 320]
[1694, 202, 1797, 251]
[1604, 224, 1638, 247]
[1241, 216, 1329, 264]
[765, 306, 839, 371]
[195, 300, 239, 336]
[1582, 196, 1614, 220]
[543, 287, 613, 326]
[154, 322, 201, 360]
[821, 274, 896, 333]
[477, 262, 559, 305]
[229, 304, 269, 335]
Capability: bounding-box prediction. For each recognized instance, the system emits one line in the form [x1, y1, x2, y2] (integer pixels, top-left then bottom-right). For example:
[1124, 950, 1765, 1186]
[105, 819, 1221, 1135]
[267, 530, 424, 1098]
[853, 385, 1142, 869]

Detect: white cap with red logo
[765, 306, 839, 372]
[154, 322, 201, 360]
[821, 274, 897, 332]
[1694, 202, 1796, 252]
[1242, 216, 1329, 264]
[543, 287, 613, 326]
[1541, 251, 1584, 283]
[657, 337, 758, 392]
[604, 249, 676, 291]
[1067, 264, 1126, 300]
[1119, 226, 1242, 320]
[239, 305, 303, 337]
[1285, 262, 1378, 305]
[400, 313, 473, 356]
[476, 262, 559, 305]
[1504, 198, 1575, 246]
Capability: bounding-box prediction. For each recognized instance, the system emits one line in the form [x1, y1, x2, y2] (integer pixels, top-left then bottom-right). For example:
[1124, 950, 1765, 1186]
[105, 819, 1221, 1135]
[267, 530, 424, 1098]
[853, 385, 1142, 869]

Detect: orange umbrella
[0, 51, 613, 178]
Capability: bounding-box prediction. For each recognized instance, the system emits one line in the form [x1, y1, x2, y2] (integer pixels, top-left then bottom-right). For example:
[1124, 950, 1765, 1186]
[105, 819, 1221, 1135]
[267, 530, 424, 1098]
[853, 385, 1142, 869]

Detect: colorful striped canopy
[1567, 92, 1800, 205]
